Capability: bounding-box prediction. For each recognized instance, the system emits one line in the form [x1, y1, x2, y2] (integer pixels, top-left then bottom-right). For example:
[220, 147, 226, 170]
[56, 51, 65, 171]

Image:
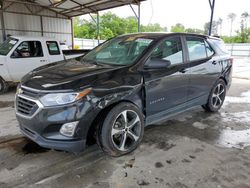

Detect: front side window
[47, 41, 60, 55]
[150, 37, 183, 66]
[0, 38, 18, 56]
[11, 41, 43, 58]
[83, 35, 154, 66]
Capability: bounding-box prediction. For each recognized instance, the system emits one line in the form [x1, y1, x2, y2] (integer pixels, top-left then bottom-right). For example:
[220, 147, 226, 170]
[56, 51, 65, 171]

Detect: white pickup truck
[0, 36, 88, 93]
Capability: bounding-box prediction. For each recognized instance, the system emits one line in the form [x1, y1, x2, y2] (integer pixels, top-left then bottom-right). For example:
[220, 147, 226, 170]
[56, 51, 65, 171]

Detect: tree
[171, 23, 185, 33]
[217, 18, 223, 35]
[236, 11, 250, 43]
[185, 28, 204, 34]
[204, 21, 218, 35]
[141, 23, 164, 32]
[241, 12, 249, 29]
[73, 12, 165, 40]
[228, 13, 236, 37]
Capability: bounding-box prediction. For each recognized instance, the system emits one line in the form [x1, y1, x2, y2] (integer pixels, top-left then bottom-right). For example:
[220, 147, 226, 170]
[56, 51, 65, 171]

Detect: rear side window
[186, 37, 207, 61]
[186, 37, 216, 61]
[151, 37, 183, 66]
[46, 41, 60, 55]
[11, 41, 43, 58]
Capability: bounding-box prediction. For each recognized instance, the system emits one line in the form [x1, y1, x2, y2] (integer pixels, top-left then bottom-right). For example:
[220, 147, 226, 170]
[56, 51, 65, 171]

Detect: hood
[21, 59, 127, 91]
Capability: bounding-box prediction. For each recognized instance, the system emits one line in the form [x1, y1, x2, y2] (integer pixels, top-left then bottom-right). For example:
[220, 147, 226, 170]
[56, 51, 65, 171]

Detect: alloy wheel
[212, 83, 225, 108]
[111, 110, 142, 151]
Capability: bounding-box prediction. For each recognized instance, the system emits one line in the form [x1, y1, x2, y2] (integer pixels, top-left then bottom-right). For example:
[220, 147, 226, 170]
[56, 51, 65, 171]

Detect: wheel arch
[86, 99, 144, 146]
[219, 76, 228, 85]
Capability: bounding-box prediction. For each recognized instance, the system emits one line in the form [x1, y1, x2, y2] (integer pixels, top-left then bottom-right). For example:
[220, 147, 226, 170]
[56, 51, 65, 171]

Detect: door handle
[40, 60, 46, 62]
[179, 68, 187, 73]
[212, 60, 217, 65]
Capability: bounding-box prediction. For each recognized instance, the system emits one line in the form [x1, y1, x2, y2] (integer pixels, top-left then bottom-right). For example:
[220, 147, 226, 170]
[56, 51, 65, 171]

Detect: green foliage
[222, 11, 250, 43]
[185, 28, 204, 34]
[74, 12, 165, 40]
[74, 11, 250, 43]
[171, 23, 185, 33]
[204, 21, 218, 35]
[222, 28, 250, 43]
[170, 24, 204, 34]
[141, 23, 164, 32]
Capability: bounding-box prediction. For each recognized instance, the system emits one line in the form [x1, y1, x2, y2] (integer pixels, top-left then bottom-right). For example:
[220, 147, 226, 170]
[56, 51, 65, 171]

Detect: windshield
[83, 35, 154, 66]
[0, 38, 18, 56]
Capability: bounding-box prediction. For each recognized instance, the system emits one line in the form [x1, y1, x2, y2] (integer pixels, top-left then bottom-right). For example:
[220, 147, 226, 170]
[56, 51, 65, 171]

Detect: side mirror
[144, 58, 171, 69]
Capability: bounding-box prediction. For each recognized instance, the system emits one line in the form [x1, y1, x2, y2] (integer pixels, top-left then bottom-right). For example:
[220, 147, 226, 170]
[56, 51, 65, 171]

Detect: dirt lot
[0, 58, 250, 188]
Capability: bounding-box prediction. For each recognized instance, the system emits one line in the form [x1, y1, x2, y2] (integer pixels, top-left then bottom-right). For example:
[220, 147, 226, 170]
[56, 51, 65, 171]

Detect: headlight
[40, 88, 92, 107]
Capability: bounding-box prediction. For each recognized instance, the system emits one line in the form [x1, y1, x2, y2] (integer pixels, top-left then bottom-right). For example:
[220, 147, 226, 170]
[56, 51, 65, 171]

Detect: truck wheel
[202, 79, 226, 112]
[98, 102, 144, 157]
[0, 78, 9, 94]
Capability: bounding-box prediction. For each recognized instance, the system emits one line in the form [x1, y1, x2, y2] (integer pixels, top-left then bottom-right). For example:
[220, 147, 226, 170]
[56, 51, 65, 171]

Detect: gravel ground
[0, 58, 250, 188]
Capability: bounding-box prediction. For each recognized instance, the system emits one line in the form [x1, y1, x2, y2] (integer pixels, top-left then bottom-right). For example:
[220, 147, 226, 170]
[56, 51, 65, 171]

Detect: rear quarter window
[46, 41, 60, 55]
[208, 39, 229, 55]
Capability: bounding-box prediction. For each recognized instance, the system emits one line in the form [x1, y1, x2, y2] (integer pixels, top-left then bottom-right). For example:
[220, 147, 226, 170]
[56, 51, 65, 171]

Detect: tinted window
[47, 41, 60, 55]
[0, 38, 18, 55]
[186, 37, 207, 61]
[11, 41, 43, 58]
[151, 37, 183, 66]
[209, 39, 229, 54]
[205, 41, 214, 57]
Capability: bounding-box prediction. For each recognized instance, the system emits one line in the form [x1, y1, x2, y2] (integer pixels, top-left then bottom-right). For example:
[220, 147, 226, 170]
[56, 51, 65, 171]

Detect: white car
[0, 36, 86, 93]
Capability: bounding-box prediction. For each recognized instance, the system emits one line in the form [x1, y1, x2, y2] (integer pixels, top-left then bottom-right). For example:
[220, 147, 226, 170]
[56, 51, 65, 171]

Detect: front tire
[0, 78, 9, 94]
[202, 79, 226, 112]
[98, 102, 144, 157]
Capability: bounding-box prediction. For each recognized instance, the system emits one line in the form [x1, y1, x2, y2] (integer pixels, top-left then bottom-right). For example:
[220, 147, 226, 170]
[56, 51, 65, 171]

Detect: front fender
[94, 83, 144, 112]
[0, 57, 12, 82]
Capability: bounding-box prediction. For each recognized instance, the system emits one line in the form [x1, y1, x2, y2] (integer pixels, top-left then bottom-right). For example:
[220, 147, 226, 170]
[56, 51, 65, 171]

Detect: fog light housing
[60, 121, 79, 137]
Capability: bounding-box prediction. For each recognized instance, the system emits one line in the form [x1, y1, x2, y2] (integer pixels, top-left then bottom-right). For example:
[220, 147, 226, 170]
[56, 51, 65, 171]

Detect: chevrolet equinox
[15, 33, 232, 156]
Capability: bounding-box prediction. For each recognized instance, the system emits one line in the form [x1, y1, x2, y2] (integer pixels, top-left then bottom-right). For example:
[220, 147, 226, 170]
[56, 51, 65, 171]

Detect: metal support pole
[71, 18, 74, 49]
[208, 0, 215, 36]
[138, 2, 141, 32]
[0, 10, 6, 41]
[97, 11, 100, 45]
[129, 3, 141, 32]
[40, 16, 44, 36]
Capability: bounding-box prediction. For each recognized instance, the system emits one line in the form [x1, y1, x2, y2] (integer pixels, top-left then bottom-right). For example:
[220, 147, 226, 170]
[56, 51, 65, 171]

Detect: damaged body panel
[15, 33, 232, 154]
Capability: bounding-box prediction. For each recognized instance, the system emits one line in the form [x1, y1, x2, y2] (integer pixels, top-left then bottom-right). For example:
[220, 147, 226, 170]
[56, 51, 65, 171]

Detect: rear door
[184, 36, 221, 103]
[143, 36, 189, 123]
[7, 40, 48, 81]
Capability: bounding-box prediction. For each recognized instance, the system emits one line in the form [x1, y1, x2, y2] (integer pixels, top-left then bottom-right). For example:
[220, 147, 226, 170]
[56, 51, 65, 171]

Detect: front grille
[21, 87, 39, 98]
[16, 96, 39, 116]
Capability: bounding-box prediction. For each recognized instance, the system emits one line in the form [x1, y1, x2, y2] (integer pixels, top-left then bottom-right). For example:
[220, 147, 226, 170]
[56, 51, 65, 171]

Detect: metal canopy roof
[4, 0, 145, 18]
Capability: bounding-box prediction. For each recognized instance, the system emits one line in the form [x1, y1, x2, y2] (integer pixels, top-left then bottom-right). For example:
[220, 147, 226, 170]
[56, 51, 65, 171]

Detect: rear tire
[202, 79, 226, 112]
[0, 78, 9, 94]
[98, 102, 144, 157]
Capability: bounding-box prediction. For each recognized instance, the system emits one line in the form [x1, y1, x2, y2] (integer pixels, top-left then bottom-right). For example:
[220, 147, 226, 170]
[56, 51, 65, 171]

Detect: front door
[143, 36, 189, 124]
[7, 40, 48, 81]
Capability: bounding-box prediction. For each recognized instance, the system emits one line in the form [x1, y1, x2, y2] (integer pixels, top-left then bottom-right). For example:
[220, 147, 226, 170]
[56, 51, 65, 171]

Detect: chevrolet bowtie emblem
[17, 88, 23, 95]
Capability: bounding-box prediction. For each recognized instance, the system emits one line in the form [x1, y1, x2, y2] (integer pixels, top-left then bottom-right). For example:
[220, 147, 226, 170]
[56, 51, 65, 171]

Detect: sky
[82, 0, 250, 36]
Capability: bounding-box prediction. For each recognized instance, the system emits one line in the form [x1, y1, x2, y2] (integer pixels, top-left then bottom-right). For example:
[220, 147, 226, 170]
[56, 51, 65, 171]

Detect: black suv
[15, 33, 232, 156]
